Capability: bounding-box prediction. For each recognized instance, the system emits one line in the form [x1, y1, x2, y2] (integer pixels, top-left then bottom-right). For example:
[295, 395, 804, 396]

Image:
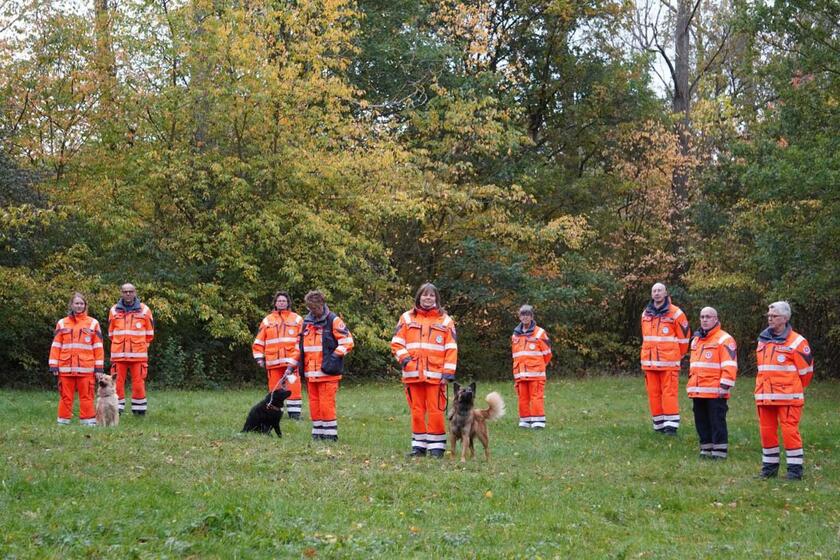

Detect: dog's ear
[469, 381, 476, 393]
[453, 382, 460, 394]
[110, 372, 118, 381]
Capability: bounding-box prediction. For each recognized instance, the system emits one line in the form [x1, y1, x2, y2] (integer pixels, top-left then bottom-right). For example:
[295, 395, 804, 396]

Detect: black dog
[242, 389, 292, 437]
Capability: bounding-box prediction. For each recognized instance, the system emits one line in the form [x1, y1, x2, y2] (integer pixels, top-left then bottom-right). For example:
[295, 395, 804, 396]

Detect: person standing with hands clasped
[49, 293, 105, 425]
[511, 305, 552, 429]
[252, 291, 304, 419]
[391, 283, 458, 458]
[755, 301, 813, 480]
[108, 283, 154, 415]
[299, 291, 354, 441]
[687, 307, 737, 459]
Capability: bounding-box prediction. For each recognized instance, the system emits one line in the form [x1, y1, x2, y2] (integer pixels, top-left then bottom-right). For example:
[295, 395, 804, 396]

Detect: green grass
[1, 377, 838, 559]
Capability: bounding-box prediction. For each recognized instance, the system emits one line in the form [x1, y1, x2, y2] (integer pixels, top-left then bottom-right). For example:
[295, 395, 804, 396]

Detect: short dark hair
[304, 290, 326, 307]
[272, 291, 293, 311]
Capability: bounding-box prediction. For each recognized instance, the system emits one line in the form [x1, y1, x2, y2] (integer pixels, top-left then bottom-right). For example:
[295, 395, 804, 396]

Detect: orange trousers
[757, 405, 804, 466]
[516, 379, 546, 427]
[405, 382, 447, 452]
[267, 367, 302, 415]
[113, 361, 147, 414]
[307, 380, 338, 439]
[57, 375, 96, 425]
[644, 369, 680, 431]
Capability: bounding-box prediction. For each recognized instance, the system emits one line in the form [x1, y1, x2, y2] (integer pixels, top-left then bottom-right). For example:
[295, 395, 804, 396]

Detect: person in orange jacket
[755, 301, 813, 480]
[687, 307, 737, 459]
[300, 290, 353, 441]
[252, 291, 304, 419]
[108, 283, 154, 415]
[49, 292, 105, 425]
[511, 304, 552, 429]
[640, 282, 689, 435]
[391, 283, 458, 458]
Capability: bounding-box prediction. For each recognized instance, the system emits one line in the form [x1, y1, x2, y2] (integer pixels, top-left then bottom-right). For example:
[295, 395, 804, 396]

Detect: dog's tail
[480, 391, 505, 421]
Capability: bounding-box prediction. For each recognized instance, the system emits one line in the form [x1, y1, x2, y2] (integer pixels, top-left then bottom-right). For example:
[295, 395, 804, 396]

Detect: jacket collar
[116, 298, 142, 313]
[413, 306, 443, 318]
[694, 322, 720, 340]
[514, 321, 536, 335]
[759, 324, 791, 344]
[644, 296, 671, 317]
[67, 311, 89, 322]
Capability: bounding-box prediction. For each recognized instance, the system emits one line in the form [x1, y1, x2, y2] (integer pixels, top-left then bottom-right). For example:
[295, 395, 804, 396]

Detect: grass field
[1, 377, 838, 559]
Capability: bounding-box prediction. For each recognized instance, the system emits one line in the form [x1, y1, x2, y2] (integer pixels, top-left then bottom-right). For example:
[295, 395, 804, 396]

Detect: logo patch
[777, 355, 786, 363]
[662, 326, 669, 334]
[804, 346, 810, 354]
[529, 343, 536, 350]
[288, 328, 296, 335]
[135, 322, 142, 328]
[727, 342, 736, 350]
[85, 336, 91, 343]
[704, 351, 712, 359]
[436, 335, 443, 344]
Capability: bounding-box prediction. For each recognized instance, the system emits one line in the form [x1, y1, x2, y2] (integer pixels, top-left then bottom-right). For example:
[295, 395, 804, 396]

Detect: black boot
[407, 448, 426, 458]
[758, 464, 779, 479]
[287, 412, 301, 421]
[429, 449, 445, 458]
[132, 410, 146, 416]
[785, 464, 803, 480]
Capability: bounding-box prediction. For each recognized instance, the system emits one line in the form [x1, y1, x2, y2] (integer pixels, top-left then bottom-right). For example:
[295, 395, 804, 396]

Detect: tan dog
[448, 382, 505, 462]
[95, 372, 119, 427]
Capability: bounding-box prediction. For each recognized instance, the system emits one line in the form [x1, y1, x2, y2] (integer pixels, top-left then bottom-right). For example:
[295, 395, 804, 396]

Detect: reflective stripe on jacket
[300, 307, 353, 382]
[640, 299, 689, 370]
[391, 307, 457, 384]
[49, 313, 105, 375]
[511, 321, 551, 380]
[252, 310, 302, 369]
[108, 300, 154, 362]
[755, 326, 813, 406]
[687, 324, 737, 399]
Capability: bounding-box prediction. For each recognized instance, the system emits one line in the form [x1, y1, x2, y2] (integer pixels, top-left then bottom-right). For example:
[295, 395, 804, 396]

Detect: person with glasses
[687, 307, 737, 459]
[640, 283, 690, 435]
[755, 301, 814, 480]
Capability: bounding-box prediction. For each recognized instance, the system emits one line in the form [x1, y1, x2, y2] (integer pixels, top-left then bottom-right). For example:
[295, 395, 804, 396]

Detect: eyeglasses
[767, 314, 782, 319]
[699, 315, 716, 319]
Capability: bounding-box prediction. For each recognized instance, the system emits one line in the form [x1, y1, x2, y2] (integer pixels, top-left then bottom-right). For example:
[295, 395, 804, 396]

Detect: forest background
[0, 0, 837, 387]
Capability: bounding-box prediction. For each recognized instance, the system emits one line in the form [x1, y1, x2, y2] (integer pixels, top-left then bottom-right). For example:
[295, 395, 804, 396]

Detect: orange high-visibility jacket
[755, 326, 813, 406]
[252, 310, 303, 371]
[49, 312, 105, 375]
[687, 323, 737, 399]
[640, 297, 689, 370]
[511, 321, 552, 380]
[108, 299, 154, 362]
[391, 307, 457, 384]
[300, 307, 354, 383]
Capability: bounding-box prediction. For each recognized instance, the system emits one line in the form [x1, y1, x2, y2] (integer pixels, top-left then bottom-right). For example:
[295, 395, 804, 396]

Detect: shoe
[785, 465, 803, 480]
[758, 465, 779, 479]
[663, 427, 677, 436]
[322, 435, 338, 442]
[132, 411, 146, 416]
[287, 412, 301, 421]
[518, 421, 530, 428]
[429, 449, 445, 458]
[407, 448, 426, 458]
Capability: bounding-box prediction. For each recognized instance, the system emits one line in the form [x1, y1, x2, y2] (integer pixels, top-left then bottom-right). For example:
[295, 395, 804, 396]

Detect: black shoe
[287, 412, 301, 421]
[758, 465, 779, 479]
[407, 448, 426, 458]
[785, 465, 803, 480]
[429, 449, 445, 458]
[132, 410, 146, 416]
[322, 435, 338, 442]
[663, 427, 677, 436]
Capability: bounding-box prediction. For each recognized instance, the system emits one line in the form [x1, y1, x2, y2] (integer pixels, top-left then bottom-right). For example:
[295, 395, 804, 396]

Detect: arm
[442, 318, 458, 381]
[332, 317, 353, 357]
[719, 337, 737, 389]
[93, 320, 105, 374]
[145, 306, 155, 344]
[390, 317, 411, 367]
[793, 338, 814, 389]
[252, 319, 267, 367]
[540, 330, 553, 366]
[678, 317, 690, 356]
[48, 322, 62, 374]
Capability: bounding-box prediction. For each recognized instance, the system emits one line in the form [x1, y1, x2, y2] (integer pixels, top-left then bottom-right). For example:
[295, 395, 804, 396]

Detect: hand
[256, 359, 265, 369]
[50, 369, 59, 377]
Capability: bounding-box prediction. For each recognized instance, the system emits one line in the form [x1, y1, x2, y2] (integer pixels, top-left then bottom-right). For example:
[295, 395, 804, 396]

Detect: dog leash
[265, 371, 293, 410]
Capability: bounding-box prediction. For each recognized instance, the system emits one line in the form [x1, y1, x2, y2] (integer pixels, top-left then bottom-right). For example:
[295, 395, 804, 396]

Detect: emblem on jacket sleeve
[436, 335, 443, 344]
[704, 351, 712, 359]
[777, 355, 786, 363]
[135, 322, 142, 328]
[662, 326, 669, 334]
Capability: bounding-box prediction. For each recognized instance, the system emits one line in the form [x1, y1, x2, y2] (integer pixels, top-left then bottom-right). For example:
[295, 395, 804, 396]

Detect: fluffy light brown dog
[448, 382, 505, 462]
[95, 372, 119, 427]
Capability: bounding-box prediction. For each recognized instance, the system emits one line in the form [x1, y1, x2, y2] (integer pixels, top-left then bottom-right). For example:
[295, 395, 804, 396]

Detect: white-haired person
[755, 301, 814, 480]
[511, 305, 552, 429]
